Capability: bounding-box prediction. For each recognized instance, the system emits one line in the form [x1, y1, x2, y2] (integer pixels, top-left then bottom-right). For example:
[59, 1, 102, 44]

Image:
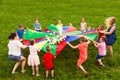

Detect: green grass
[0, 0, 120, 80]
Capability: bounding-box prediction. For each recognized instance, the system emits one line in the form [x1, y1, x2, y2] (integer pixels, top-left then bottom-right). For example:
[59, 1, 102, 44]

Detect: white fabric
[8, 40, 23, 56]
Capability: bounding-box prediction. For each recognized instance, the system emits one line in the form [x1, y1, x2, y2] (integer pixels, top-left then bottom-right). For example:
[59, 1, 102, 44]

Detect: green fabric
[47, 24, 60, 34]
[64, 31, 82, 36]
[84, 33, 98, 41]
[42, 43, 57, 56]
[23, 29, 54, 40]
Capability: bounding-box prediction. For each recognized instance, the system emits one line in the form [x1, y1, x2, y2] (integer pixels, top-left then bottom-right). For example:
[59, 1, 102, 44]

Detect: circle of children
[8, 17, 116, 79]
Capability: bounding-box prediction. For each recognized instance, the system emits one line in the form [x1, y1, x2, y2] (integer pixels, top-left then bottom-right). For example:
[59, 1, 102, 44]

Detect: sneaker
[36, 74, 40, 76]
[85, 72, 89, 77]
[21, 70, 26, 73]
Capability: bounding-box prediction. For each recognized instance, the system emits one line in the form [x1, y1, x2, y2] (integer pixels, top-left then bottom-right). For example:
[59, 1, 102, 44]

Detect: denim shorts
[96, 55, 105, 60]
[8, 55, 22, 61]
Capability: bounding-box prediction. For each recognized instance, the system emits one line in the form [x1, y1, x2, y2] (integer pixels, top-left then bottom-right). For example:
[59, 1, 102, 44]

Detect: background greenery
[0, 0, 120, 80]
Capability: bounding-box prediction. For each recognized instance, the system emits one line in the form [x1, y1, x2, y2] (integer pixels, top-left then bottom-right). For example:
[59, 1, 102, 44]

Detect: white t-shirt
[8, 40, 23, 56]
[29, 45, 39, 55]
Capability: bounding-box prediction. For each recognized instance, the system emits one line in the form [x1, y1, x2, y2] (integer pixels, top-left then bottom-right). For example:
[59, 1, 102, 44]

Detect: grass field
[0, 0, 120, 80]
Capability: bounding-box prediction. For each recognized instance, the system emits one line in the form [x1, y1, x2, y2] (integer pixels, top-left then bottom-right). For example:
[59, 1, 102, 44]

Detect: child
[67, 37, 90, 77]
[28, 40, 40, 76]
[97, 25, 104, 42]
[34, 18, 41, 31]
[56, 20, 63, 27]
[17, 24, 24, 40]
[43, 46, 56, 79]
[93, 36, 106, 67]
[80, 18, 87, 31]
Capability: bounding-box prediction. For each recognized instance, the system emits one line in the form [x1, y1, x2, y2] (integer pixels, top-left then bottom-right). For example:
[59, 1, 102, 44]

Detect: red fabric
[64, 26, 77, 33]
[77, 43, 88, 66]
[56, 40, 67, 56]
[43, 52, 54, 70]
[84, 29, 98, 34]
[23, 40, 30, 45]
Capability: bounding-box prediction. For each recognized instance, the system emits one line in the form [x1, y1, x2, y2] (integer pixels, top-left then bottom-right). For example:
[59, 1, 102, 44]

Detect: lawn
[0, 0, 120, 80]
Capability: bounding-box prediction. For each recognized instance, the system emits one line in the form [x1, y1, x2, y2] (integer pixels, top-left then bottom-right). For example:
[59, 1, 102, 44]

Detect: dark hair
[101, 36, 107, 41]
[30, 40, 34, 45]
[8, 32, 17, 40]
[80, 37, 87, 42]
[34, 18, 38, 21]
[46, 46, 51, 52]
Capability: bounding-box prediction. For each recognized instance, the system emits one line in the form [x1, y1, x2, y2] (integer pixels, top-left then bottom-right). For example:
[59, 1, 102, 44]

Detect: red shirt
[43, 52, 54, 70]
[98, 28, 104, 38]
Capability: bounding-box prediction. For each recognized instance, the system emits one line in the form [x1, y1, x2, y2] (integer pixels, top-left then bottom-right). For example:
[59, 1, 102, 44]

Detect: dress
[77, 43, 88, 66]
[105, 25, 116, 45]
[28, 45, 40, 66]
[43, 52, 54, 70]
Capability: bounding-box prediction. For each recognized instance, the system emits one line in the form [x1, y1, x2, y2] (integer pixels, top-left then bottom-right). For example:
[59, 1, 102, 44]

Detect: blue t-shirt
[34, 23, 41, 30]
[17, 29, 24, 39]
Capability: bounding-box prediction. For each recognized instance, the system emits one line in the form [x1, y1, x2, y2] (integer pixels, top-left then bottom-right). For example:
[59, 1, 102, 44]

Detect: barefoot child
[43, 46, 56, 79]
[93, 36, 106, 67]
[67, 37, 90, 76]
[28, 40, 40, 76]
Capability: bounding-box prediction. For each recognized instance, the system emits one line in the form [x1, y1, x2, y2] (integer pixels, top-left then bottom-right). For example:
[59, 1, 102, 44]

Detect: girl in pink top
[67, 37, 90, 77]
[93, 36, 106, 67]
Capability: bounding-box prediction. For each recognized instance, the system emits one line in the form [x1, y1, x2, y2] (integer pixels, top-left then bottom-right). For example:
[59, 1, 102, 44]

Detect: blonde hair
[105, 17, 116, 29]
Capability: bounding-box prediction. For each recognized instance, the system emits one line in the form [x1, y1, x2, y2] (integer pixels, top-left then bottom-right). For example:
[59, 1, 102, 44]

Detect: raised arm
[67, 42, 79, 49]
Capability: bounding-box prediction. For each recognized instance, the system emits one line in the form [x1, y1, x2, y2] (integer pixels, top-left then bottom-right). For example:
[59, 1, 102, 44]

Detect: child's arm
[67, 42, 79, 49]
[93, 41, 99, 48]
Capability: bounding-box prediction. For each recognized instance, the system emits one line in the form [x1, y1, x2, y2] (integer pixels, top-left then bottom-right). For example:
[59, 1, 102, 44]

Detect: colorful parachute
[23, 24, 98, 56]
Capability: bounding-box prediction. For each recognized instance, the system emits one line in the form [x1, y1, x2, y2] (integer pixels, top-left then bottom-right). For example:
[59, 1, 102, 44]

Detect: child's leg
[97, 59, 104, 66]
[12, 61, 21, 73]
[78, 65, 88, 74]
[21, 56, 26, 73]
[32, 66, 35, 75]
[51, 69, 54, 77]
[36, 65, 40, 76]
[108, 45, 113, 57]
[46, 70, 49, 78]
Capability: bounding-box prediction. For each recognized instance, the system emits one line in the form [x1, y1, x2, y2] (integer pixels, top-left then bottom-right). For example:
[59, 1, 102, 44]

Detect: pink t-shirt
[97, 42, 106, 56]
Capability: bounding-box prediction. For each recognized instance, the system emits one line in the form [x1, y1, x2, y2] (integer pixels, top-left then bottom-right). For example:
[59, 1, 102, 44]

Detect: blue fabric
[62, 26, 69, 33]
[34, 23, 41, 30]
[17, 29, 24, 39]
[105, 26, 116, 45]
[66, 36, 80, 42]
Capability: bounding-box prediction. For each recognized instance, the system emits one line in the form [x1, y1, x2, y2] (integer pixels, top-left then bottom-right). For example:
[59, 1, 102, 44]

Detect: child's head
[58, 20, 61, 24]
[98, 25, 104, 29]
[80, 37, 87, 43]
[8, 32, 18, 40]
[69, 23, 73, 26]
[30, 40, 35, 45]
[34, 18, 39, 24]
[100, 36, 107, 42]
[46, 46, 51, 52]
[105, 17, 116, 28]
[82, 18, 85, 22]
[88, 26, 92, 30]
[19, 24, 24, 30]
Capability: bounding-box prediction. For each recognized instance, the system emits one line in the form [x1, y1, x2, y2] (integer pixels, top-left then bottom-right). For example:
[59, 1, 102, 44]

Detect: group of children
[10, 17, 116, 79]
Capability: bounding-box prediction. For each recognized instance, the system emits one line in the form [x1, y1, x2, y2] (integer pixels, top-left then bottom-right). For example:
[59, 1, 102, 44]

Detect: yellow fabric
[34, 40, 47, 49]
